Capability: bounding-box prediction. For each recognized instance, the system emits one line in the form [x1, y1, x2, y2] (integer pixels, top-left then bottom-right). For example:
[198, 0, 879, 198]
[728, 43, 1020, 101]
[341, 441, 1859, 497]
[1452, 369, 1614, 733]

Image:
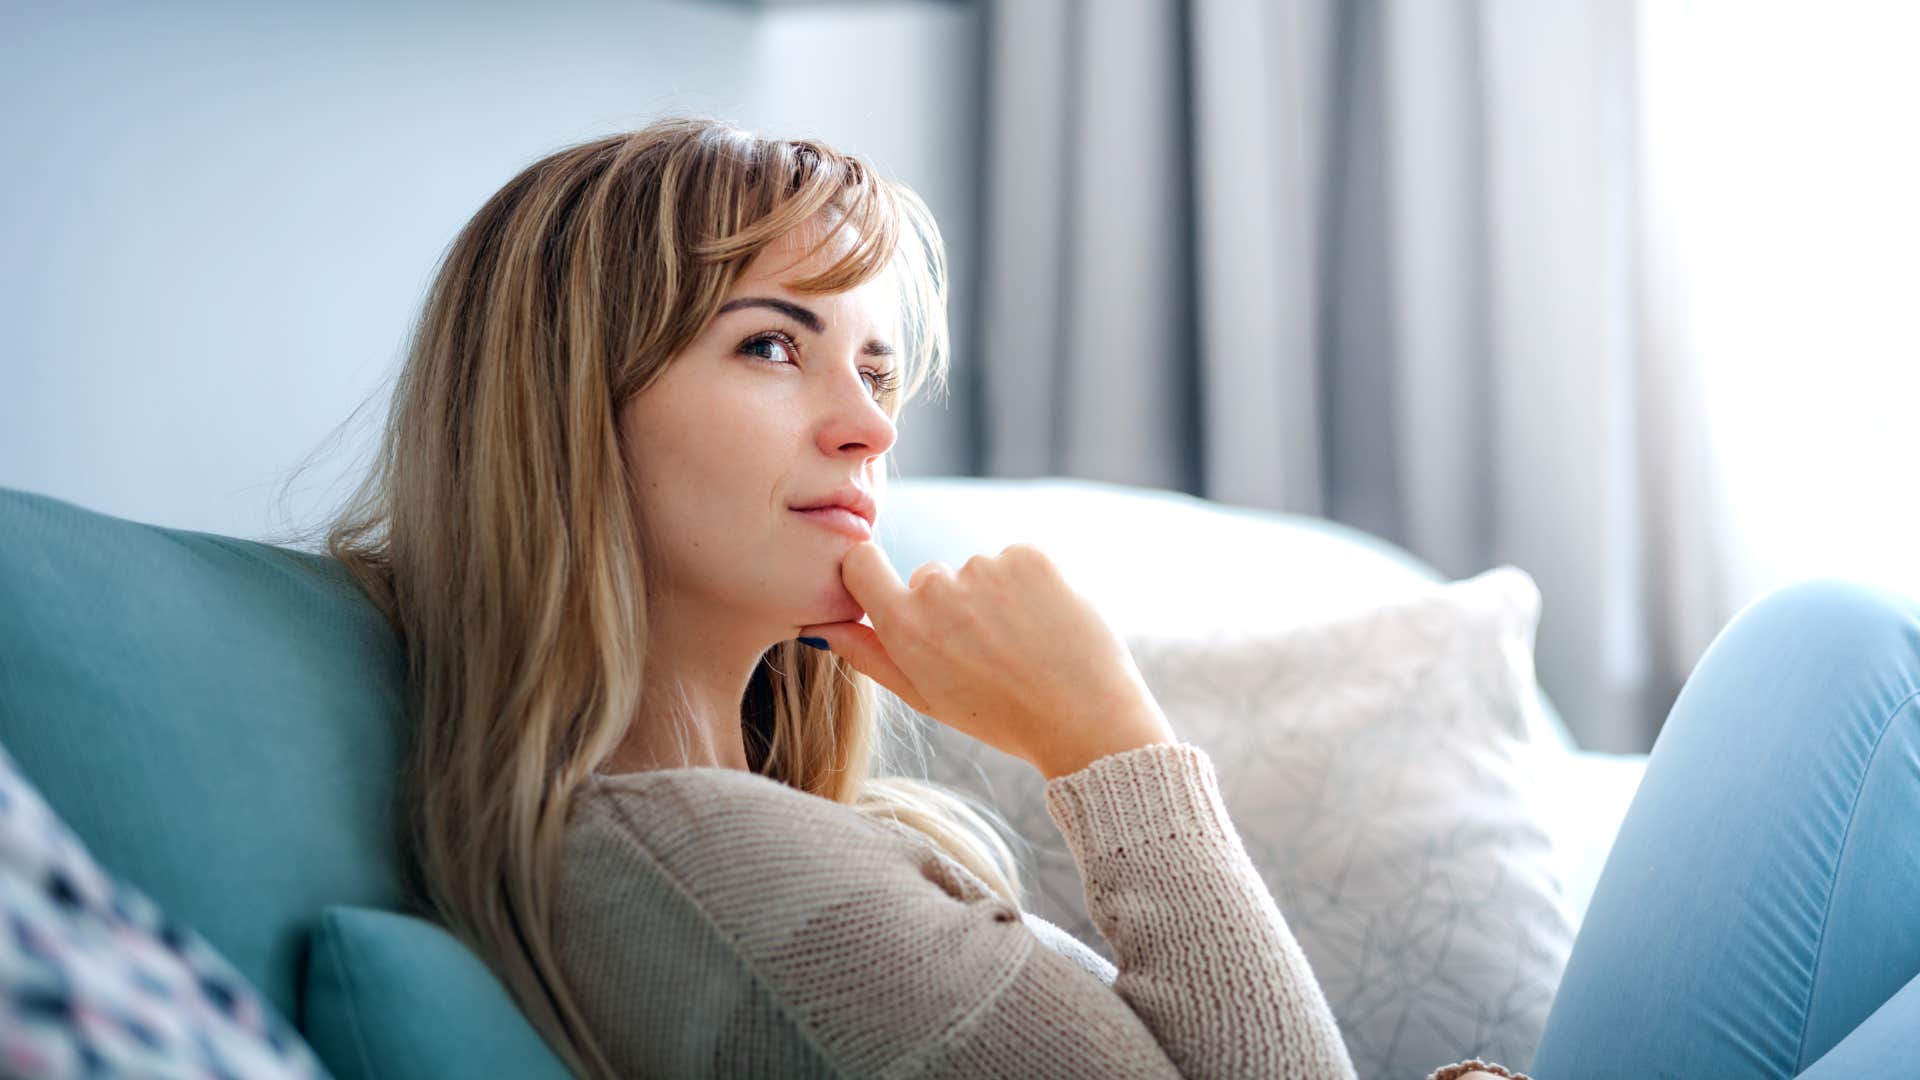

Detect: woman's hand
[797, 541, 1176, 779]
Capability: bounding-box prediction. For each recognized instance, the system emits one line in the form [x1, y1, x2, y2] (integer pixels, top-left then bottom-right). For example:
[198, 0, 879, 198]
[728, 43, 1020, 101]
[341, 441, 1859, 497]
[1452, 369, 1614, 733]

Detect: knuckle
[1002, 542, 1054, 575]
[908, 561, 951, 590]
[1003, 541, 1043, 563]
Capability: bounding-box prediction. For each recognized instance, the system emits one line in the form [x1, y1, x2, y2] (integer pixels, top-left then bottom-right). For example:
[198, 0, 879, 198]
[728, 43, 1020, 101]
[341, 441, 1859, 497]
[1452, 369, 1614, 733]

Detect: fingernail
[798, 636, 830, 650]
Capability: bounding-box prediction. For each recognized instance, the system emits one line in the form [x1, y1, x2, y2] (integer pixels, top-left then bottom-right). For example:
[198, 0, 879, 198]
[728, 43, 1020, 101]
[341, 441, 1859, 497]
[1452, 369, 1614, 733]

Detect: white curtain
[976, 0, 1739, 752]
[1638, 1, 1920, 607]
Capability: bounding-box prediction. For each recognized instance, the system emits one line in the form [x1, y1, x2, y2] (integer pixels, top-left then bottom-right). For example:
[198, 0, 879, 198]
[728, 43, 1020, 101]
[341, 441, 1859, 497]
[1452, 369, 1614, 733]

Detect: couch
[0, 476, 1648, 1078]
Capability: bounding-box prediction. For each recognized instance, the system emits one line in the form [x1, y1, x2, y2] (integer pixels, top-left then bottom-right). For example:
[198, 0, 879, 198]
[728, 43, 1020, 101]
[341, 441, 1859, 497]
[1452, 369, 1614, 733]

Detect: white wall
[0, 0, 983, 542]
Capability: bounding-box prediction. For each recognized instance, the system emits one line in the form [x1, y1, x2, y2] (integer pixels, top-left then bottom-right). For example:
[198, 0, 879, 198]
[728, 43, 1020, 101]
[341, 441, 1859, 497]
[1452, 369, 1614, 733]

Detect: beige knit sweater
[554, 740, 1528, 1079]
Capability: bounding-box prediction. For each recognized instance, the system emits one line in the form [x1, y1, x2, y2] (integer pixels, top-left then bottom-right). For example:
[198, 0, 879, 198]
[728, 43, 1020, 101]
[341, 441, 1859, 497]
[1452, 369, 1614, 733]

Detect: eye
[739, 329, 902, 404]
[739, 329, 800, 367]
[865, 366, 902, 401]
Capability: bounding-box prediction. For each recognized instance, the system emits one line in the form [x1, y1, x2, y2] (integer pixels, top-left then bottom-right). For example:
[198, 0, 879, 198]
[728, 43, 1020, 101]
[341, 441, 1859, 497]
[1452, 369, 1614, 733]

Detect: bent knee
[1739, 577, 1919, 634]
[1723, 576, 1920, 682]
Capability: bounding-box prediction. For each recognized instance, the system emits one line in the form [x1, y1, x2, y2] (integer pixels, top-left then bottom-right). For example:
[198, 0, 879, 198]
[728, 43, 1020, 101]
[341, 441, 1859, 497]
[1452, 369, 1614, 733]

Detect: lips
[788, 485, 877, 528]
[792, 505, 874, 540]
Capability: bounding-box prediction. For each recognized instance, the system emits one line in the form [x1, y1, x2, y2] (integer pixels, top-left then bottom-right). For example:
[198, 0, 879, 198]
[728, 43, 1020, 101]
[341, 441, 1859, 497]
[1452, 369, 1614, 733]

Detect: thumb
[837, 541, 908, 624]
[797, 620, 931, 715]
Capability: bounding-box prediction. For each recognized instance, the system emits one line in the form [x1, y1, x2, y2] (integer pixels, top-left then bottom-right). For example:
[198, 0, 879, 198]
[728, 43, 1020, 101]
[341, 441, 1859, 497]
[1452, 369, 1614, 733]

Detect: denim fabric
[1530, 578, 1920, 1078]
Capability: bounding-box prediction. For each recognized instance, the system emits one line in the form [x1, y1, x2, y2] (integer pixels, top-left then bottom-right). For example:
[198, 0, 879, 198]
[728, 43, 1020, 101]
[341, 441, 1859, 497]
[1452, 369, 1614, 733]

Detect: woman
[324, 118, 1920, 1078]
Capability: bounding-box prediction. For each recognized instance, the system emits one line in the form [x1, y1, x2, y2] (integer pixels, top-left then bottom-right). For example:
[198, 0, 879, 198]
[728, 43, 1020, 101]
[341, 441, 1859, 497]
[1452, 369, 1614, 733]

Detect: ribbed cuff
[1424, 1059, 1531, 1080]
[1042, 741, 1235, 858]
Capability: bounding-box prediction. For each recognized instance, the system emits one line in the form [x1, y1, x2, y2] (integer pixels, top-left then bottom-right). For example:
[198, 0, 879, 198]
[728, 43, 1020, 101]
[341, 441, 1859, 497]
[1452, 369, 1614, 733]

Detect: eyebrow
[716, 296, 896, 357]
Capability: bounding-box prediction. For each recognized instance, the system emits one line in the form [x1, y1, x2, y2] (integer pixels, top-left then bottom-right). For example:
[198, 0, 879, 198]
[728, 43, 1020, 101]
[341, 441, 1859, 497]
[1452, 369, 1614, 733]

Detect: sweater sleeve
[1041, 741, 1356, 1078]
[1046, 743, 1532, 1080]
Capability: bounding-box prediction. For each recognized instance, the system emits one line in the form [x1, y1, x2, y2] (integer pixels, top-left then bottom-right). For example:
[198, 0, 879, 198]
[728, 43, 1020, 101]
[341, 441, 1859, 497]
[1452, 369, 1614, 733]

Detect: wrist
[1036, 732, 1179, 781]
[1030, 694, 1175, 780]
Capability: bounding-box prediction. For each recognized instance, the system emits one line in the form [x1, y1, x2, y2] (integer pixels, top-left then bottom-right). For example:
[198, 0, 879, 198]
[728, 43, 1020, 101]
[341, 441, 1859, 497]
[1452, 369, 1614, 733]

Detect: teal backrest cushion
[303, 906, 571, 1080]
[0, 487, 412, 1027]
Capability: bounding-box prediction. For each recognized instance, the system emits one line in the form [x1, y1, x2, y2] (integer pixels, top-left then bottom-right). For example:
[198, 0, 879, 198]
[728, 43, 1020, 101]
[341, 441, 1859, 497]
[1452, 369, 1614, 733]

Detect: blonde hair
[317, 118, 1027, 1080]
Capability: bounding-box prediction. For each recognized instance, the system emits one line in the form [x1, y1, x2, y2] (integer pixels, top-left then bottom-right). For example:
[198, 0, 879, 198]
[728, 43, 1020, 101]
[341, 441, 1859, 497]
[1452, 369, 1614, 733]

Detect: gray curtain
[973, 0, 1735, 753]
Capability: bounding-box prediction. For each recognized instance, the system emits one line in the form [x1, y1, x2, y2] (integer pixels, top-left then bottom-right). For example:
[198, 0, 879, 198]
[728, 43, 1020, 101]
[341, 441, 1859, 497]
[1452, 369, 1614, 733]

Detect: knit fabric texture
[554, 740, 1526, 1078]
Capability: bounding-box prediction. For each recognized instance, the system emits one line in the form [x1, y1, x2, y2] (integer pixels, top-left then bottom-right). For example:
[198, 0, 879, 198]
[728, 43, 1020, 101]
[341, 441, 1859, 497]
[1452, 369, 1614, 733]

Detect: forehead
[730, 225, 901, 325]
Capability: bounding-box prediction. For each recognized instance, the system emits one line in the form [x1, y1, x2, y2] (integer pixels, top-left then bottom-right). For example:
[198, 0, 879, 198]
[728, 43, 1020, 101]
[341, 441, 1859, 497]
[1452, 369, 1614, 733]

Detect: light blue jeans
[1529, 578, 1920, 1078]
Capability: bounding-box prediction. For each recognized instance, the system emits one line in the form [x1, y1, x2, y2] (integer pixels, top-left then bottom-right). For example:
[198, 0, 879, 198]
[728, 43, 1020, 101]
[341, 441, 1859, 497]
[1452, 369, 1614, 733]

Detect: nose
[812, 367, 897, 463]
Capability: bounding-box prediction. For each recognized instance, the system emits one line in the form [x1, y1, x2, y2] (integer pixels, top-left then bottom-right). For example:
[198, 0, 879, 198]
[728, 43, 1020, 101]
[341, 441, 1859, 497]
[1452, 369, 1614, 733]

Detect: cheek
[622, 376, 764, 494]
[627, 417, 775, 544]
[617, 367, 835, 598]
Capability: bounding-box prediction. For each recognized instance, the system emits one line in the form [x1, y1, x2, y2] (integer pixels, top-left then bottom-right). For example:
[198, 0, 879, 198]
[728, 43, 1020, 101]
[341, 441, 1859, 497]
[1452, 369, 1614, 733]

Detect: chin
[803, 581, 866, 626]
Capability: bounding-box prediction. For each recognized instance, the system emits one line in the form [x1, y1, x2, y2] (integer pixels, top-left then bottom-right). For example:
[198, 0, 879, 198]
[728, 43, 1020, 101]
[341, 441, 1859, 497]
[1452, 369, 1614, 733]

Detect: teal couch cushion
[0, 487, 412, 1028]
[302, 906, 570, 1080]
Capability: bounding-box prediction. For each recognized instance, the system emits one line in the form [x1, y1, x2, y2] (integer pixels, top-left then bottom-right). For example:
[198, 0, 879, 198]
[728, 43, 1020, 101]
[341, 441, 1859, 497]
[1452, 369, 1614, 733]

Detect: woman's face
[618, 225, 901, 642]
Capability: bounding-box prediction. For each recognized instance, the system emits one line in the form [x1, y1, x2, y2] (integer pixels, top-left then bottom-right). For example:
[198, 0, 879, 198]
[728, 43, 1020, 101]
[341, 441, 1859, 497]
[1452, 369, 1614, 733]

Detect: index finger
[839, 541, 909, 626]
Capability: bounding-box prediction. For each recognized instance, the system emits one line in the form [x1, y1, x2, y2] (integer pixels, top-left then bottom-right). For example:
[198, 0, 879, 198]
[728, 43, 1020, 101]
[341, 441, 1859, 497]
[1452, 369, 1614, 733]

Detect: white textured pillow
[911, 564, 1575, 1080]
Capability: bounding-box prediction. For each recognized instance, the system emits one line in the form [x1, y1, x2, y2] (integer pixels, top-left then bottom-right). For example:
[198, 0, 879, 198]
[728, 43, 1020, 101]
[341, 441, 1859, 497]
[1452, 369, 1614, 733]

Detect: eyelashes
[739, 329, 900, 403]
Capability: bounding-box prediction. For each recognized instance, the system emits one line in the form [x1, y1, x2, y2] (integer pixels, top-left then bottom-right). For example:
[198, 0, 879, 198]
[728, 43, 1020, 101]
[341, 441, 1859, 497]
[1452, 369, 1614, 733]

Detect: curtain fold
[975, 0, 1735, 752]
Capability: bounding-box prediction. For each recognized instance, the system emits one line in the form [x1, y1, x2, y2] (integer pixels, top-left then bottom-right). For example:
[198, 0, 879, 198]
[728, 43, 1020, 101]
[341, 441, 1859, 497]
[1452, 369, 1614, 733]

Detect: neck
[601, 591, 792, 775]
